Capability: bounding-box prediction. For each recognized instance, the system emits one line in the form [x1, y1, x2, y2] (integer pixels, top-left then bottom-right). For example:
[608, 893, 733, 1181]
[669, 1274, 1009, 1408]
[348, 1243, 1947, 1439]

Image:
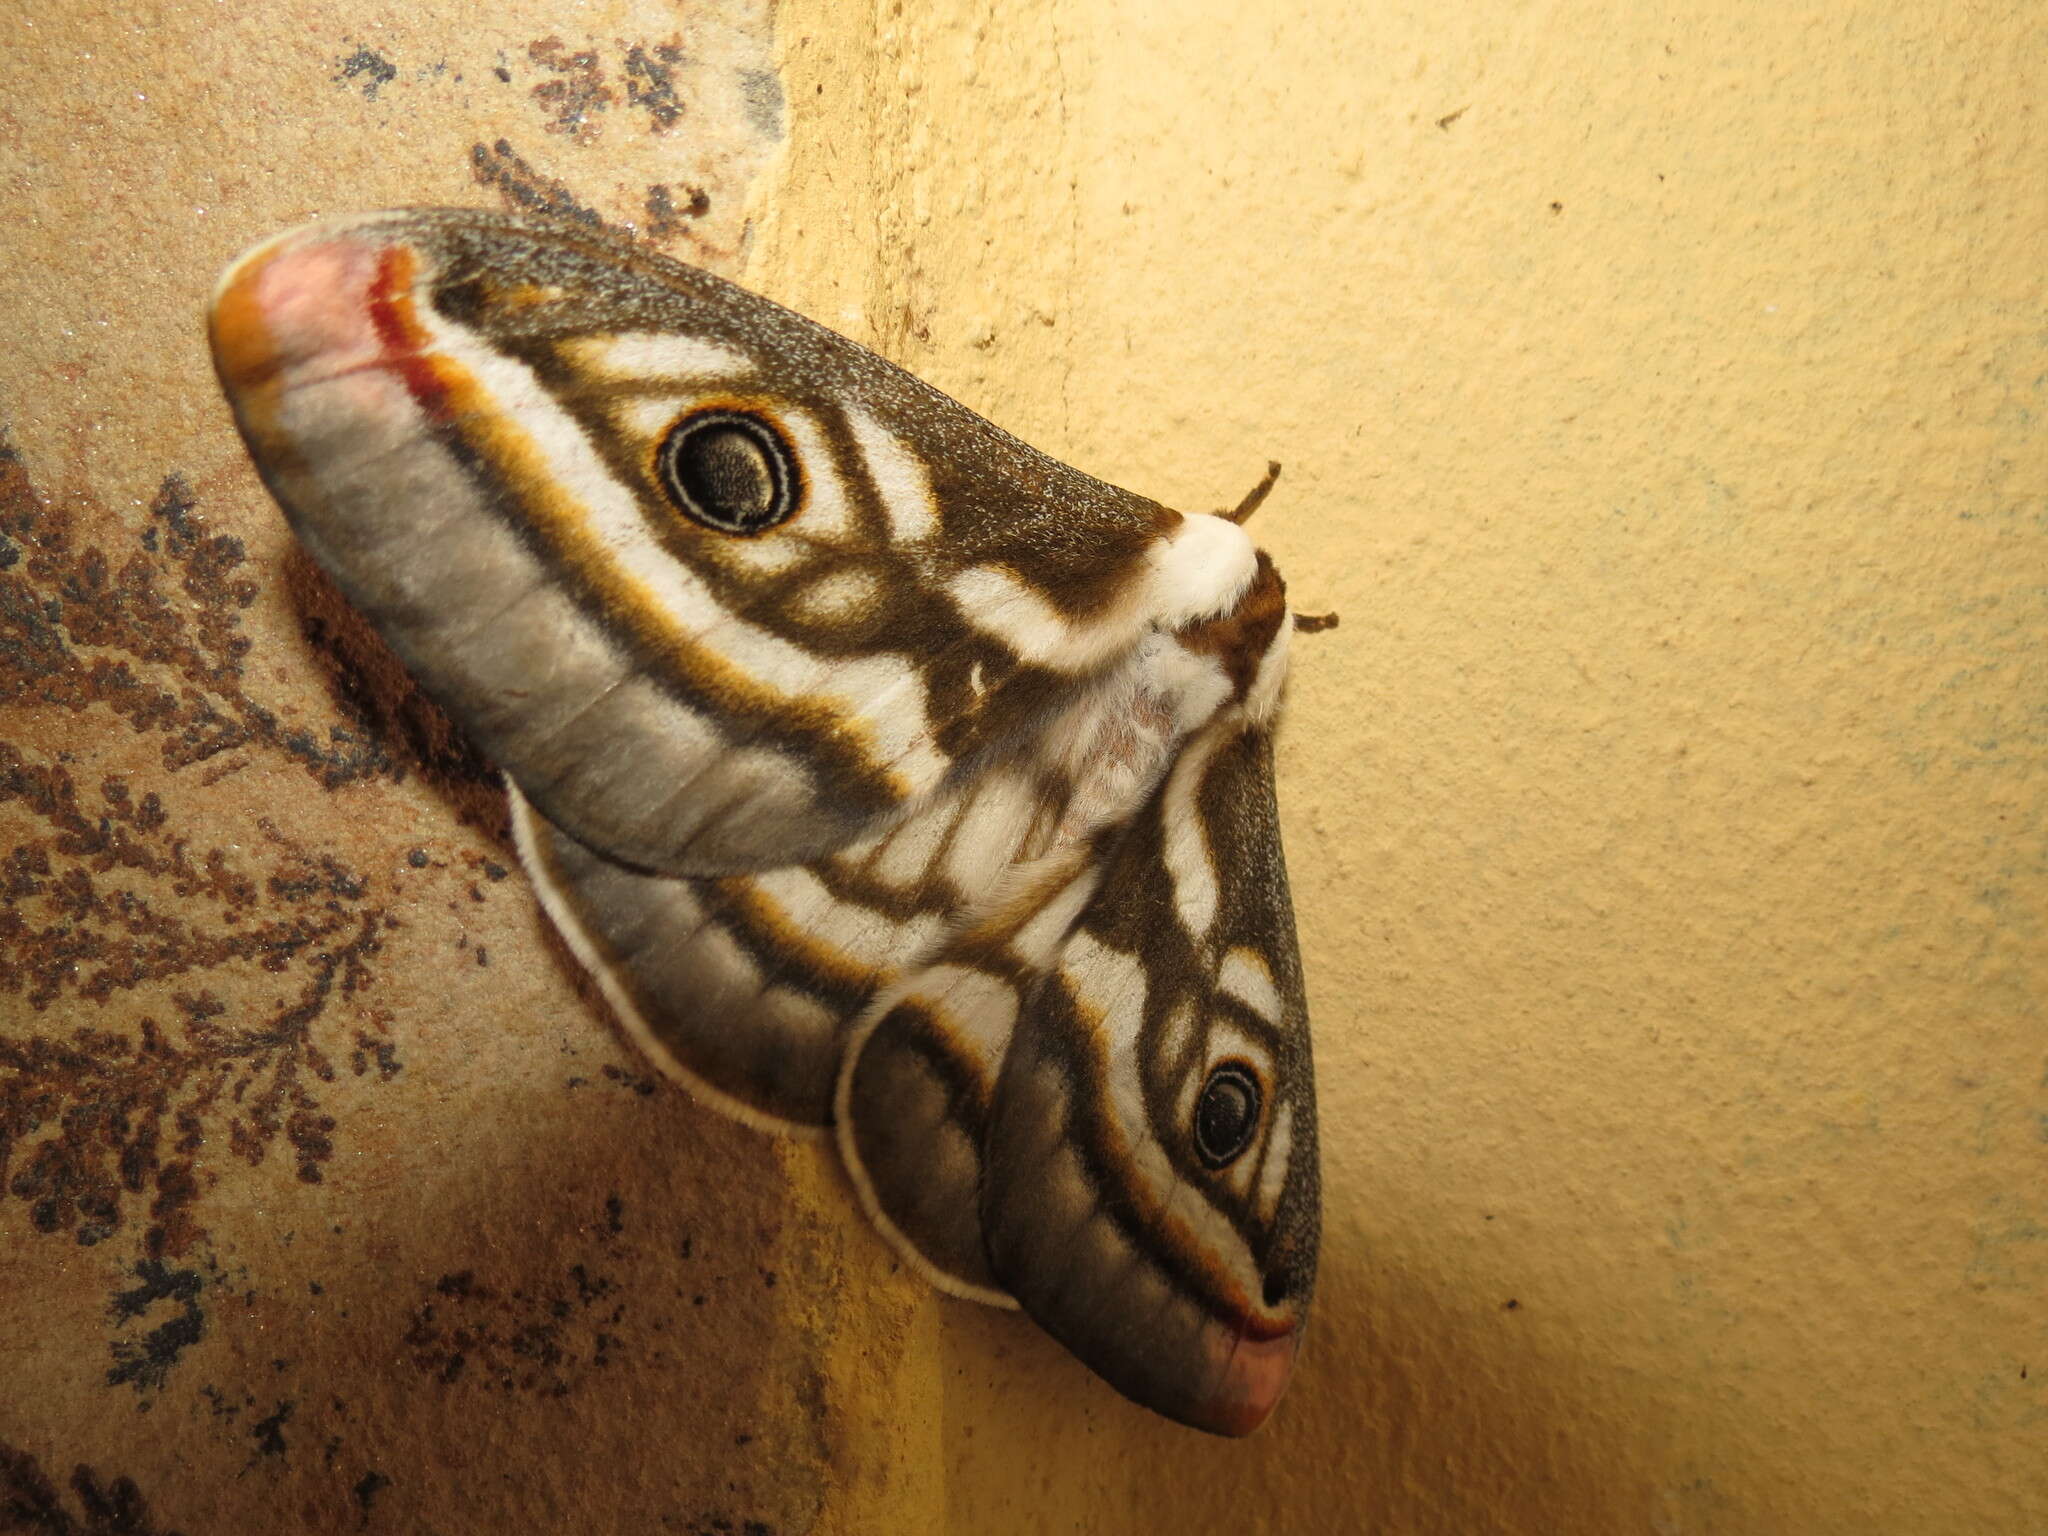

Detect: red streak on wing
[364, 245, 458, 427]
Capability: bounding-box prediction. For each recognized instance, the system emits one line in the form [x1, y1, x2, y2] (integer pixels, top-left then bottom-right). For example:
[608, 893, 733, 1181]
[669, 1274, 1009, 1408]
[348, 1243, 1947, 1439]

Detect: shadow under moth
[207, 209, 1321, 1436]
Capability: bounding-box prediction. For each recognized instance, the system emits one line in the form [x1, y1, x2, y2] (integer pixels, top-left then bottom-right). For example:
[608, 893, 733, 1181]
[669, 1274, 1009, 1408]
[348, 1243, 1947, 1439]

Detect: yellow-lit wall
[0, 1, 2040, 1532]
[761, 3, 2046, 1528]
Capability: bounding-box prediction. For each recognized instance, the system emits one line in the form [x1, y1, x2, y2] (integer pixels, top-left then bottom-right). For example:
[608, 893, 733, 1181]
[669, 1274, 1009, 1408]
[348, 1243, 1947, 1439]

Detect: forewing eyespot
[657, 409, 799, 534]
[1193, 1061, 1263, 1170]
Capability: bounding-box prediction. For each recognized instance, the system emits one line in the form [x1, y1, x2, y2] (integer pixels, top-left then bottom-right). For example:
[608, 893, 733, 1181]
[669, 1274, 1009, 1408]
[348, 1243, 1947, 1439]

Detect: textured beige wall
[753, 0, 2047, 1529]
[2, 0, 2042, 1532]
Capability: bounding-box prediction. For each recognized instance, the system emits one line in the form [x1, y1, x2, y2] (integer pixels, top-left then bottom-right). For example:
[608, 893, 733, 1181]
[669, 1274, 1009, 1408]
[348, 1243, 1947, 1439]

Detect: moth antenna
[1293, 611, 1340, 633]
[1223, 461, 1282, 524]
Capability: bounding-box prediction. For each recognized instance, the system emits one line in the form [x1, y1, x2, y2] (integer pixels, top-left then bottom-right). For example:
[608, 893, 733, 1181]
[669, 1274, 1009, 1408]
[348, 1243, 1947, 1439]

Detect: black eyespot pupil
[1194, 1064, 1261, 1169]
[658, 411, 795, 534]
[683, 428, 771, 510]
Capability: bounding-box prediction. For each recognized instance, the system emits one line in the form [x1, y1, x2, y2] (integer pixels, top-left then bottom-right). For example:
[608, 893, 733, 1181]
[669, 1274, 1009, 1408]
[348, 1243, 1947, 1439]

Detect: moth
[208, 209, 1321, 1436]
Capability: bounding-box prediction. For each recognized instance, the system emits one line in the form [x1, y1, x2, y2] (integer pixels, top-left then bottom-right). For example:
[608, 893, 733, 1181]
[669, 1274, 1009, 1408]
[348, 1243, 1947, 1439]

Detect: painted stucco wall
[2, 0, 2041, 1532]
[753, 3, 2047, 1527]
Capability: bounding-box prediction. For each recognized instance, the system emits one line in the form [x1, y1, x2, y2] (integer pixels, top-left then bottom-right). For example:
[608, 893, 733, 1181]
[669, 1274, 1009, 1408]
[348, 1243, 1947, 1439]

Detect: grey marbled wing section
[837, 984, 1011, 1296]
[252, 364, 860, 878]
[510, 789, 864, 1130]
[977, 982, 1248, 1425]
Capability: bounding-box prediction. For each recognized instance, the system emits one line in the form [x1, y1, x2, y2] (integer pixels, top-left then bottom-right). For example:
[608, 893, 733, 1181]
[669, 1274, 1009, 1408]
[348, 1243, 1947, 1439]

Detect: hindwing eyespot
[1193, 1060, 1263, 1170]
[657, 408, 800, 535]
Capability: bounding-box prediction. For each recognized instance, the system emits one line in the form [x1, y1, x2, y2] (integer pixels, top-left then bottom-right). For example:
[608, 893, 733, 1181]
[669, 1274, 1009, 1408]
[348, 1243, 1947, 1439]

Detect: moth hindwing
[210, 208, 1321, 1436]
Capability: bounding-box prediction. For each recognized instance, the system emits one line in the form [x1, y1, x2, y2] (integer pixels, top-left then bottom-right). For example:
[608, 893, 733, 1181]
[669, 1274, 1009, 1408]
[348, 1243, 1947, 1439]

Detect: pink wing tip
[1202, 1322, 1300, 1435]
[210, 224, 402, 397]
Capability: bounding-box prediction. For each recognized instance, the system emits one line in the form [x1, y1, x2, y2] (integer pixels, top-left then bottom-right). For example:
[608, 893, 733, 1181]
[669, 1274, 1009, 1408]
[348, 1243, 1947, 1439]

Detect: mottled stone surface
[0, 4, 928, 1532]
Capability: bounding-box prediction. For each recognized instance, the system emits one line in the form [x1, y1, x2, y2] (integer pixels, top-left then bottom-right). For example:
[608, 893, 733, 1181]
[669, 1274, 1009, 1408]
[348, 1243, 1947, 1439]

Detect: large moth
[207, 209, 1321, 1436]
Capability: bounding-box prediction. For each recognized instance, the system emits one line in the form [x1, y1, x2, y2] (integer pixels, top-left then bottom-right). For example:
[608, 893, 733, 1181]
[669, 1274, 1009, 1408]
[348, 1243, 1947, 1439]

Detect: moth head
[1169, 551, 1294, 729]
